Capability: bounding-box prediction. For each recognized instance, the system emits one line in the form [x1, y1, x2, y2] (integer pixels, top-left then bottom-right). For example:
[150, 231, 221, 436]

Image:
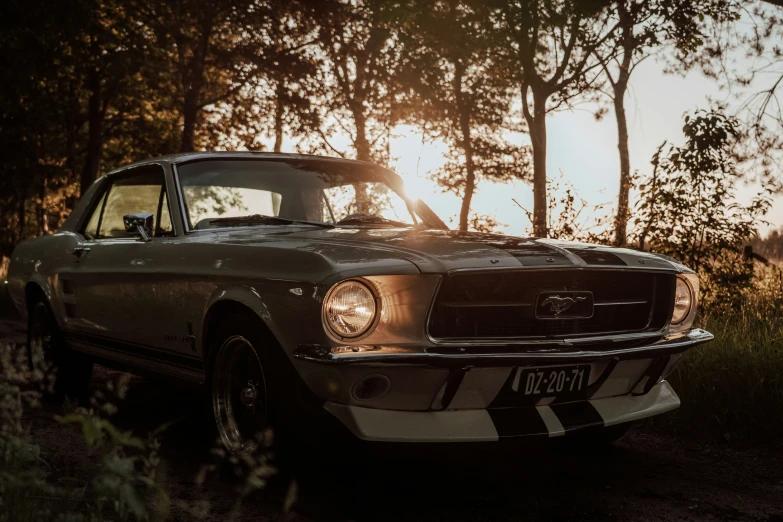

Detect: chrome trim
[76, 162, 179, 239]
[670, 274, 695, 326]
[442, 301, 533, 308]
[321, 278, 383, 343]
[293, 329, 713, 365]
[446, 265, 679, 275]
[171, 163, 193, 235]
[439, 298, 648, 308]
[594, 299, 649, 306]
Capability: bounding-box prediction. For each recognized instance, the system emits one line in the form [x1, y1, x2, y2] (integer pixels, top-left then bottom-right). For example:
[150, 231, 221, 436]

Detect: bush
[0, 345, 169, 521]
[656, 267, 783, 446]
[632, 110, 772, 309]
[0, 340, 288, 521]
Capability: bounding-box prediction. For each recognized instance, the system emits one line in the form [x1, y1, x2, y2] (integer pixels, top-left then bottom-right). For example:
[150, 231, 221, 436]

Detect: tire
[27, 299, 93, 402]
[207, 313, 295, 457]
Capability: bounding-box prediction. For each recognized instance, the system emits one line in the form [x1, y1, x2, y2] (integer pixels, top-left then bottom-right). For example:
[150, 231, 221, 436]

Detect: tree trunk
[354, 110, 372, 162]
[613, 0, 634, 247]
[352, 106, 372, 213]
[613, 85, 631, 246]
[181, 89, 199, 152]
[458, 151, 475, 232]
[455, 65, 475, 233]
[37, 174, 49, 236]
[17, 187, 27, 242]
[273, 82, 284, 152]
[524, 93, 548, 238]
[80, 64, 103, 196]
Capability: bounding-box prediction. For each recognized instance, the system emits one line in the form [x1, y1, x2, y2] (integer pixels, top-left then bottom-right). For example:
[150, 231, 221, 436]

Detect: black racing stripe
[488, 407, 549, 437]
[567, 248, 627, 266]
[466, 236, 574, 266]
[549, 401, 605, 431]
[631, 356, 670, 396]
[64, 330, 203, 371]
[440, 367, 467, 409]
[488, 369, 544, 408]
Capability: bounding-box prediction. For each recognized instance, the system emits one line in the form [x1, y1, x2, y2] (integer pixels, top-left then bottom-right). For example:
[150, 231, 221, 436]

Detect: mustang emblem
[540, 295, 587, 316]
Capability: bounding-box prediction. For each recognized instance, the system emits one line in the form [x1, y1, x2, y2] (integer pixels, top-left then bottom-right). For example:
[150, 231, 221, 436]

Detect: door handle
[72, 246, 91, 257]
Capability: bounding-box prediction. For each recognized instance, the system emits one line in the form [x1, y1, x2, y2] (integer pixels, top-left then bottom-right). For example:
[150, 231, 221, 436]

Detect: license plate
[516, 365, 591, 398]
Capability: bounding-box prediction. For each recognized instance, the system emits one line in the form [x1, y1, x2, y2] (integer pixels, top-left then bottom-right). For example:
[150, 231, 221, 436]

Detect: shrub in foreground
[0, 342, 286, 521]
[657, 269, 783, 446]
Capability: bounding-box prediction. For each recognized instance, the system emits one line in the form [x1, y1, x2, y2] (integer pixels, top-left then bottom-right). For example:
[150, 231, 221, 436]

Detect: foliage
[751, 226, 783, 263]
[300, 0, 403, 164]
[592, 0, 740, 246]
[632, 110, 771, 306]
[396, 0, 531, 231]
[679, 1, 783, 191]
[0, 346, 168, 521]
[0, 339, 291, 520]
[653, 266, 783, 446]
[514, 173, 614, 243]
[494, 0, 620, 237]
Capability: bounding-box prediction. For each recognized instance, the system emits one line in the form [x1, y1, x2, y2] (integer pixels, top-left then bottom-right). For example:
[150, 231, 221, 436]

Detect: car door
[62, 165, 196, 367]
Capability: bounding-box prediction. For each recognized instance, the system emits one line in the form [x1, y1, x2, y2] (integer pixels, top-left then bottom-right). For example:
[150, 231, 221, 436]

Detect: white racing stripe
[325, 402, 500, 442]
[589, 380, 680, 427]
[324, 381, 680, 442]
[538, 406, 566, 437]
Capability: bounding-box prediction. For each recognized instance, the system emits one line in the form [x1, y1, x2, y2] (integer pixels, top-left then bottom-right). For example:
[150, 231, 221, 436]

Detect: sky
[383, 57, 783, 239]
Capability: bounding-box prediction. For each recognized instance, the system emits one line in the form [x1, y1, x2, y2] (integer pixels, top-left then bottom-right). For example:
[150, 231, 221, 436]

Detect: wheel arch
[200, 287, 287, 370]
[24, 279, 50, 313]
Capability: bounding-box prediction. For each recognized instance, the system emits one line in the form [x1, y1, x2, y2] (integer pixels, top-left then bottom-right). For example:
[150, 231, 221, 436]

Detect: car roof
[105, 151, 384, 176]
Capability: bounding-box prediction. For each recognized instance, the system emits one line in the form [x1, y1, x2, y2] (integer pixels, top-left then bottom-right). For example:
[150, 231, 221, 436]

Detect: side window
[80, 166, 174, 239]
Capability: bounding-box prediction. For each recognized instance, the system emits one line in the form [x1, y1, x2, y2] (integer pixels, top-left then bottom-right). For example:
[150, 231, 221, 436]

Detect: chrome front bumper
[293, 329, 714, 366]
[292, 329, 711, 429]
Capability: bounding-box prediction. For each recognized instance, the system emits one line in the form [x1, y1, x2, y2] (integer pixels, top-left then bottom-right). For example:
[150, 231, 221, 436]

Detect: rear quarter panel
[7, 232, 81, 322]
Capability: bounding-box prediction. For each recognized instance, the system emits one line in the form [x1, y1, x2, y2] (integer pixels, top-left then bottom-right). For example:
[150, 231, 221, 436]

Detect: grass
[657, 269, 783, 446]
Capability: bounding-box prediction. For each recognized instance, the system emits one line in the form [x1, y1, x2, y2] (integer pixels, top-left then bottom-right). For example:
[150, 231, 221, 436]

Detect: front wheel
[27, 299, 93, 401]
[211, 334, 270, 456]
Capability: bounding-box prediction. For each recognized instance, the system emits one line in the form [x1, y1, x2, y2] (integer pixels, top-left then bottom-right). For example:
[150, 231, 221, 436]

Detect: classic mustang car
[7, 152, 713, 455]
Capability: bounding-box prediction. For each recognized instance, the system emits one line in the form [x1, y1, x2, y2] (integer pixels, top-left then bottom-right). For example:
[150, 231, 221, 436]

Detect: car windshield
[176, 159, 440, 230]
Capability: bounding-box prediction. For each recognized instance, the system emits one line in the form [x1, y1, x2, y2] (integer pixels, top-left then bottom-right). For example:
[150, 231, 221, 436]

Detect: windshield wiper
[335, 214, 413, 227]
[208, 215, 334, 229]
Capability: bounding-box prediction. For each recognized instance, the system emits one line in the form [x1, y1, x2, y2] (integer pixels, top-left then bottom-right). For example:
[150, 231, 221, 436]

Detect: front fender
[200, 281, 325, 359]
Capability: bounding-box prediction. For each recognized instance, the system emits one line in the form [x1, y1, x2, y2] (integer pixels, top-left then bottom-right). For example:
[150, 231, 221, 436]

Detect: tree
[138, 0, 306, 152]
[594, 0, 739, 246]
[0, 0, 88, 247]
[78, 0, 157, 194]
[672, 1, 783, 192]
[201, 7, 320, 152]
[397, 0, 531, 231]
[496, 0, 618, 237]
[305, 0, 401, 164]
[633, 111, 771, 303]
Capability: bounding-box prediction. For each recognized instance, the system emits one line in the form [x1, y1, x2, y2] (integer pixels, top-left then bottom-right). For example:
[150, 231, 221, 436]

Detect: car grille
[427, 269, 675, 341]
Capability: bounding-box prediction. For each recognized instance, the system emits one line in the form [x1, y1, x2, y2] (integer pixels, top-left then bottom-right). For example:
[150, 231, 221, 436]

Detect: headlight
[671, 277, 693, 325]
[323, 280, 378, 338]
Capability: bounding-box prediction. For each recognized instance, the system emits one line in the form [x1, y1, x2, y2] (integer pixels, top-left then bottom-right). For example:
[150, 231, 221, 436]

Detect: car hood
[222, 227, 682, 274]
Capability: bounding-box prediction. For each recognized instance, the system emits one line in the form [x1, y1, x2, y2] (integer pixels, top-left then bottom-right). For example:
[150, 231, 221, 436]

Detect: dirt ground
[3, 316, 783, 522]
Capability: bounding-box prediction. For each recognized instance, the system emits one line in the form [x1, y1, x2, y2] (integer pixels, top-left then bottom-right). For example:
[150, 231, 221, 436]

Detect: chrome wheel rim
[212, 335, 267, 456]
[28, 302, 53, 369]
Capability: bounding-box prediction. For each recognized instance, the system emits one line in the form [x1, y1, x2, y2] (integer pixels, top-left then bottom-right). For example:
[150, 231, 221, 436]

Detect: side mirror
[123, 213, 154, 242]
